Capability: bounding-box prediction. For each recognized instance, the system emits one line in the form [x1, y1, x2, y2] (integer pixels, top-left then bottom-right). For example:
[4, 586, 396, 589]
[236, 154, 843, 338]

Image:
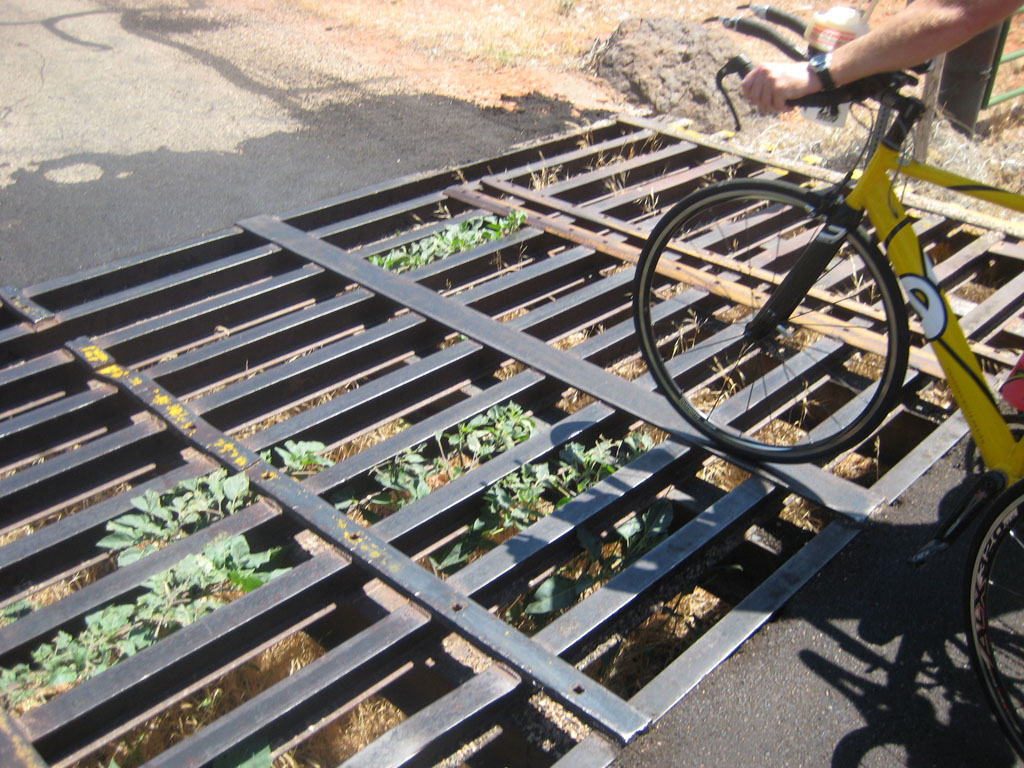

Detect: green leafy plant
[337, 402, 538, 524]
[263, 440, 334, 477]
[550, 433, 653, 502]
[0, 536, 288, 713]
[0, 600, 34, 630]
[213, 743, 273, 768]
[444, 402, 536, 464]
[429, 461, 551, 574]
[523, 500, 675, 617]
[370, 211, 527, 274]
[369, 446, 436, 513]
[430, 432, 655, 576]
[97, 470, 255, 566]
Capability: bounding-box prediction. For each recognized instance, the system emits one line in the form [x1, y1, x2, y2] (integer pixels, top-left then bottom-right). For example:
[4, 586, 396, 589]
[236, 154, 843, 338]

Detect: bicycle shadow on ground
[793, 471, 1021, 767]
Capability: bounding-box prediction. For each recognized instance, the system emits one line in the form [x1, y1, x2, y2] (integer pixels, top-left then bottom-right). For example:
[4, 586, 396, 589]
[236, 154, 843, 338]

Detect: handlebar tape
[721, 17, 807, 61]
[747, 4, 809, 37]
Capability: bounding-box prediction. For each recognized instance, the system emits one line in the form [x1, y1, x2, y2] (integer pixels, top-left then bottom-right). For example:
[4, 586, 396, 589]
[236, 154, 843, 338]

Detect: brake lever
[716, 55, 755, 132]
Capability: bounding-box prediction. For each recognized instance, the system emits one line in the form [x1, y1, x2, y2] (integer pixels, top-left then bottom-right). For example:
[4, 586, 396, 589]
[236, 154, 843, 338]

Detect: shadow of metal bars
[2, 116, 1023, 767]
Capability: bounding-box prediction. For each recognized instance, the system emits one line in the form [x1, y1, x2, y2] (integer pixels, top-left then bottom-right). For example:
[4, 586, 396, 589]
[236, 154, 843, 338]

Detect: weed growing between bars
[0, 535, 290, 715]
[369, 211, 527, 274]
[0, 439, 342, 713]
[430, 432, 655, 577]
[334, 401, 538, 524]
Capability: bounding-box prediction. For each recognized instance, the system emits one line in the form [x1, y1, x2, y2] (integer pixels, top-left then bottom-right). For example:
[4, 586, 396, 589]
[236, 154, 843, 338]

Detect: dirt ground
[193, 0, 1024, 192]
[217, 0, 1021, 111]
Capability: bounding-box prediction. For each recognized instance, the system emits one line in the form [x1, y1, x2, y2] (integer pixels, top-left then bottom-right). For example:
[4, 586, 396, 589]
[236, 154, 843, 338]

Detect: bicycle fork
[744, 198, 863, 341]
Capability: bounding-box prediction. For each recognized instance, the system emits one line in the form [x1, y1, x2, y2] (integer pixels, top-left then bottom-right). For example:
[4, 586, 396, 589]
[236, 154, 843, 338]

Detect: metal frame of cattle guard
[2, 115, 1021, 767]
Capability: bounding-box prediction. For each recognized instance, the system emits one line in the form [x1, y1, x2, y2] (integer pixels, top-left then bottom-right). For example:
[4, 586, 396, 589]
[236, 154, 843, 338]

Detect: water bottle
[802, 6, 870, 128]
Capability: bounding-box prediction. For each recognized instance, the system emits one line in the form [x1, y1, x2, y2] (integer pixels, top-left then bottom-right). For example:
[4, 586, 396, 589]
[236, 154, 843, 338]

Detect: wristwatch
[808, 52, 837, 91]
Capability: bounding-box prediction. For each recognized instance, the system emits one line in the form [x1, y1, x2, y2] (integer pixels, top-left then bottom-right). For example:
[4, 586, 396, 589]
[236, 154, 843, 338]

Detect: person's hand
[741, 61, 821, 112]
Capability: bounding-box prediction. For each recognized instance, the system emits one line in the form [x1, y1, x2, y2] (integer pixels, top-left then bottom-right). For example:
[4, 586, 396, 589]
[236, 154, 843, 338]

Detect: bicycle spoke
[634, 179, 907, 462]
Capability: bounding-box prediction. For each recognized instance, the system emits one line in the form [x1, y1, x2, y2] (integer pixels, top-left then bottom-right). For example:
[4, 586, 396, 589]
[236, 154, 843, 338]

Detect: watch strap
[808, 52, 837, 91]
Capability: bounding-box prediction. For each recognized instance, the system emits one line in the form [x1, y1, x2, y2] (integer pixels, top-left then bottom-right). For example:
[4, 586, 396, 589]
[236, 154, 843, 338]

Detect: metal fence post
[938, 21, 1006, 133]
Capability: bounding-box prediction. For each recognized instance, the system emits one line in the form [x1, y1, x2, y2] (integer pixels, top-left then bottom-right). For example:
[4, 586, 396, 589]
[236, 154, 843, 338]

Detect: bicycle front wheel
[966, 481, 1024, 760]
[633, 178, 909, 463]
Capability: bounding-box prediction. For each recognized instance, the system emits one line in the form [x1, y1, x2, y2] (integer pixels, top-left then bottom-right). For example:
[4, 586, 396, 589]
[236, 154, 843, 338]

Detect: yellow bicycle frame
[844, 142, 1024, 479]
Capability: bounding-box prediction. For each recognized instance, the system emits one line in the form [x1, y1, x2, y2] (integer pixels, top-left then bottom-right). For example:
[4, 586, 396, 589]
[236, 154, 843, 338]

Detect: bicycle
[631, 21, 1024, 759]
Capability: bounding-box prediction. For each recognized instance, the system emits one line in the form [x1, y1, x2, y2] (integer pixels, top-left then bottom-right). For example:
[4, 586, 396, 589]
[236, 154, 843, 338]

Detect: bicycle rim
[633, 178, 908, 463]
[967, 483, 1024, 760]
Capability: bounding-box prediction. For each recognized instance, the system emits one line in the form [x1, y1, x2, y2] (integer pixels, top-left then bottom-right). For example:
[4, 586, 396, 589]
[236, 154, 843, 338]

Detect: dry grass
[276, 696, 406, 768]
[754, 417, 807, 448]
[233, 380, 358, 441]
[75, 631, 324, 767]
[698, 456, 751, 493]
[0, 481, 133, 548]
[594, 586, 729, 698]
[22, 559, 116, 612]
[76, 630, 406, 768]
[323, 417, 411, 466]
[845, 350, 886, 380]
[919, 380, 955, 410]
[953, 281, 997, 305]
[556, 387, 596, 416]
[779, 495, 835, 532]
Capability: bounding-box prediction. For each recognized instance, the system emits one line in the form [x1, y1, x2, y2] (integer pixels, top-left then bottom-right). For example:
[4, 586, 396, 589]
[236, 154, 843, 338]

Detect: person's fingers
[741, 68, 770, 111]
[754, 68, 807, 112]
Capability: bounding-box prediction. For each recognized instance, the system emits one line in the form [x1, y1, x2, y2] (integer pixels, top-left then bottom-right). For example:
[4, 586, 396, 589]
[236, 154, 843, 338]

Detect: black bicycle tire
[633, 177, 909, 463]
[966, 481, 1024, 760]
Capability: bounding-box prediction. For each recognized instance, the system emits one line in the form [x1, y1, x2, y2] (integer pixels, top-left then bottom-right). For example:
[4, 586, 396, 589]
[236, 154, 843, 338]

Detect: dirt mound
[595, 18, 769, 134]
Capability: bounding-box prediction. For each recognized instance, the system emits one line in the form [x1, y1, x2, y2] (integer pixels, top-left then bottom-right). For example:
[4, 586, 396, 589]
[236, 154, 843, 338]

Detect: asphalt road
[2, 2, 1021, 766]
[0, 0, 590, 289]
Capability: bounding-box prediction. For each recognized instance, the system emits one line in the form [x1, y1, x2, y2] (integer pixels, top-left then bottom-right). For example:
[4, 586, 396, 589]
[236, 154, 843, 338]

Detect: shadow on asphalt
[2, 90, 607, 290]
[778, 477, 1019, 767]
[616, 450, 1023, 767]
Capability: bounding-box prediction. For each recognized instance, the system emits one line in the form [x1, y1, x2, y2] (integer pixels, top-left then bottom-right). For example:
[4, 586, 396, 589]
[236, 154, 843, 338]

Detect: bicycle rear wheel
[966, 481, 1024, 760]
[633, 178, 909, 463]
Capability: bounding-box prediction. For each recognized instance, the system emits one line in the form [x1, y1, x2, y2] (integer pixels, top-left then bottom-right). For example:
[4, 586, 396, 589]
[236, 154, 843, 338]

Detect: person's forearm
[828, 0, 1019, 86]
[741, 0, 1020, 112]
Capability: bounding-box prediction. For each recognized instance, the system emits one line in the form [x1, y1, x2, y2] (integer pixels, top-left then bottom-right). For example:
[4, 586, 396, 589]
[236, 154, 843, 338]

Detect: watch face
[810, 54, 836, 90]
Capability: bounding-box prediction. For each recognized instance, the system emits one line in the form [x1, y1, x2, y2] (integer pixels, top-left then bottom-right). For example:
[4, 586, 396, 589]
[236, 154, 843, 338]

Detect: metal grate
[3, 116, 1024, 767]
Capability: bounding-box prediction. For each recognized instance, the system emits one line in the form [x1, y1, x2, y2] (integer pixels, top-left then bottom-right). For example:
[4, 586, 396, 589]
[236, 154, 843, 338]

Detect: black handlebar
[744, 3, 808, 36]
[713, 6, 924, 132]
[721, 16, 807, 61]
[723, 53, 918, 109]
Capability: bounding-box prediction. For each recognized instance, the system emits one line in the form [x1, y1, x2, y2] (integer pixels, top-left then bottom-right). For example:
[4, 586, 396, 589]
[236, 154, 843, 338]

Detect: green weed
[97, 470, 255, 567]
[429, 432, 655, 576]
[0, 535, 289, 713]
[519, 500, 675, 619]
[263, 440, 335, 477]
[336, 401, 538, 524]
[369, 211, 527, 274]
